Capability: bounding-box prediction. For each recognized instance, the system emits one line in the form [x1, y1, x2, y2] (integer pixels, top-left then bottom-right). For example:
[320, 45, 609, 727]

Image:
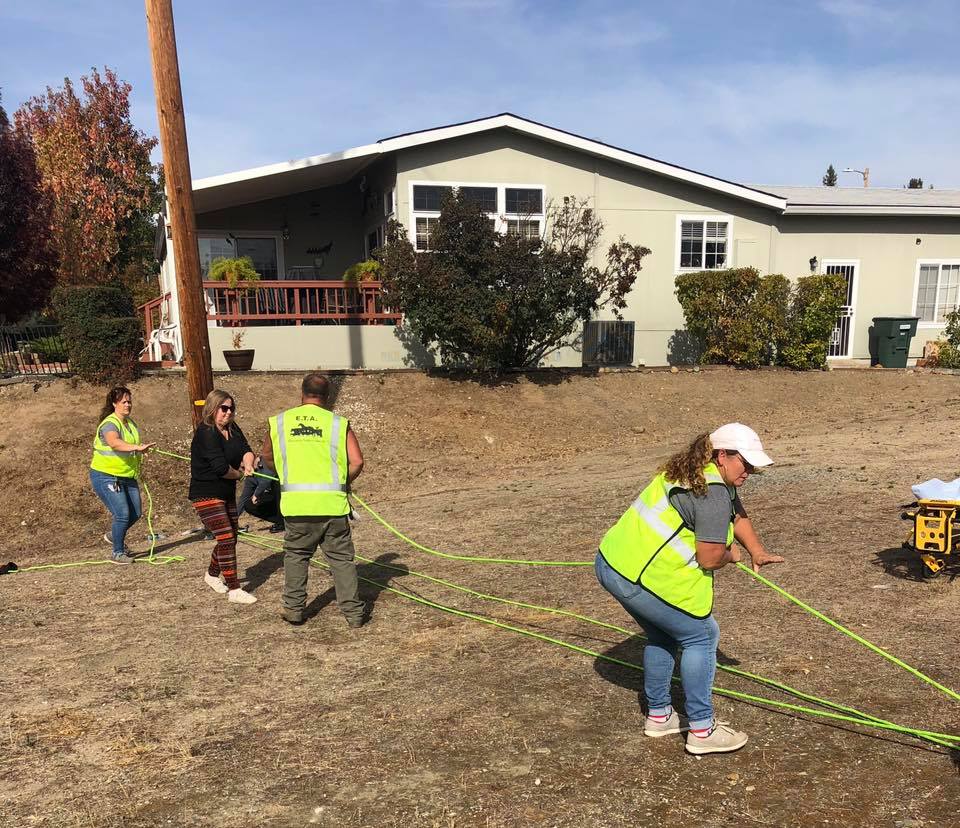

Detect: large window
[916, 261, 960, 323]
[409, 182, 545, 251]
[198, 234, 281, 279]
[676, 216, 733, 270]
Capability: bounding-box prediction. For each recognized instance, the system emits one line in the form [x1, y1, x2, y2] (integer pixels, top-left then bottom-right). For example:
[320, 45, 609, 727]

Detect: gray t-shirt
[668, 484, 742, 543]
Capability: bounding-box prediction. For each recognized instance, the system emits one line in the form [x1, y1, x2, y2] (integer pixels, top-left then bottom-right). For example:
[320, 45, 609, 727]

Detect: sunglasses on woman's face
[733, 452, 755, 474]
[219, 404, 235, 414]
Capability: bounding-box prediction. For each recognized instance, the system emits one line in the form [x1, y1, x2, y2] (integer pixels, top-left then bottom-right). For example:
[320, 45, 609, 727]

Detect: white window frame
[674, 214, 735, 272]
[408, 180, 546, 251]
[197, 230, 285, 280]
[384, 187, 395, 218]
[912, 259, 960, 327]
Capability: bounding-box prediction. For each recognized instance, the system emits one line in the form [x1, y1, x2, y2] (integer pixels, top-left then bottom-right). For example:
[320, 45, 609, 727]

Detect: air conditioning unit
[583, 321, 635, 367]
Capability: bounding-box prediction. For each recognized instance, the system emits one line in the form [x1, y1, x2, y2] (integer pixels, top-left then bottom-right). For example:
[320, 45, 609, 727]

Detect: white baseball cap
[709, 423, 773, 468]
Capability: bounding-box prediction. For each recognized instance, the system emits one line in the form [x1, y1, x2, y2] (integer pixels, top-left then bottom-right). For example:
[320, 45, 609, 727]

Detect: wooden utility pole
[145, 0, 212, 427]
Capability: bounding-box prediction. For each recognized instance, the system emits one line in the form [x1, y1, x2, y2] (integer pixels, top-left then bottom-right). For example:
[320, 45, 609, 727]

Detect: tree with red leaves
[14, 67, 161, 287]
[0, 97, 57, 322]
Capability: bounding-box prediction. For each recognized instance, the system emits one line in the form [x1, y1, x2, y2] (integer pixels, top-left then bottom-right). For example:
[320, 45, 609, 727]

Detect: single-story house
[148, 113, 960, 370]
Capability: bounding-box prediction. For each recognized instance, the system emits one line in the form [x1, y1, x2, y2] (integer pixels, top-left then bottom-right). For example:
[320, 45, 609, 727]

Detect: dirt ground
[2, 367, 960, 827]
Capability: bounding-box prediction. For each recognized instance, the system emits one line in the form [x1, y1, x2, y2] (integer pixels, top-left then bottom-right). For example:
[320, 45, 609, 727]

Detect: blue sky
[2, 0, 959, 188]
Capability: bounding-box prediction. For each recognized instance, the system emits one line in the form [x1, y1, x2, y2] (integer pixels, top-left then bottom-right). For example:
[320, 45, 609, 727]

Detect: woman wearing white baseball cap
[596, 423, 783, 755]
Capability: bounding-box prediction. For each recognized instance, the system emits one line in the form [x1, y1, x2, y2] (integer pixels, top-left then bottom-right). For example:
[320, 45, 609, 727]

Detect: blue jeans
[90, 470, 143, 555]
[595, 552, 719, 730]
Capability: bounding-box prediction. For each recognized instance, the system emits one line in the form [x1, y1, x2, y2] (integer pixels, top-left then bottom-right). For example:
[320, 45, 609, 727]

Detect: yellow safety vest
[599, 462, 735, 618]
[269, 404, 349, 517]
[90, 414, 141, 478]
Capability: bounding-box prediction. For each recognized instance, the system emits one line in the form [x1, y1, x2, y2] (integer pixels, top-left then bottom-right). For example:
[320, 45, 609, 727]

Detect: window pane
[507, 219, 540, 239]
[198, 237, 236, 278]
[235, 237, 278, 279]
[680, 221, 703, 268]
[505, 188, 543, 214]
[937, 264, 960, 322]
[413, 185, 452, 211]
[415, 217, 438, 251]
[917, 264, 939, 322]
[460, 186, 498, 213]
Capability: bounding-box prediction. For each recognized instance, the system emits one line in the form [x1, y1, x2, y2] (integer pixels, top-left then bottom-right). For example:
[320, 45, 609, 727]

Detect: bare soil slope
[2, 368, 959, 827]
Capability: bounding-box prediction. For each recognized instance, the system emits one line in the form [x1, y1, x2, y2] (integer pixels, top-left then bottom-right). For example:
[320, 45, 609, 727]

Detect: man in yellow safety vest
[261, 372, 366, 627]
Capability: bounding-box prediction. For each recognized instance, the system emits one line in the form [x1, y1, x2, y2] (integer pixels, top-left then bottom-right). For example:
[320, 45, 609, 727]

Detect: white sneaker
[204, 572, 229, 594]
[685, 722, 748, 755]
[643, 710, 687, 738]
[227, 588, 257, 604]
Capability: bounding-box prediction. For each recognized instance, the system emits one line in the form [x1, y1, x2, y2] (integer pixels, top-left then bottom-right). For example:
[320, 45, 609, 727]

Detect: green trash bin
[871, 316, 919, 368]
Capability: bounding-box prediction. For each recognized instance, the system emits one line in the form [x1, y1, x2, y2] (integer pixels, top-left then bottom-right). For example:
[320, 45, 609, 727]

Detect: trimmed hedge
[52, 284, 142, 384]
[674, 268, 846, 370]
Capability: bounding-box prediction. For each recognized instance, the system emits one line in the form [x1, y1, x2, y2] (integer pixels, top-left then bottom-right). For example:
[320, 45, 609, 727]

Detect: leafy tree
[379, 193, 650, 371]
[14, 67, 162, 288]
[822, 164, 838, 186]
[0, 97, 57, 322]
[907, 177, 924, 189]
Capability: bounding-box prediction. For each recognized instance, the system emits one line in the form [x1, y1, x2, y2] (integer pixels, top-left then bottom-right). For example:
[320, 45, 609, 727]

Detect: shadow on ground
[874, 545, 960, 582]
[304, 552, 409, 622]
[593, 633, 741, 714]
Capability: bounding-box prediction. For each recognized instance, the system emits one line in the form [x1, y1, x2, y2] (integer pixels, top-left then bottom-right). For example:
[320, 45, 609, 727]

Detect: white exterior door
[824, 260, 860, 359]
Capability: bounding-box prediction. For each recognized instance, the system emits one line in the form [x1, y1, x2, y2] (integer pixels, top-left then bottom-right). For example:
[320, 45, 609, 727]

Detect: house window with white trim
[916, 262, 960, 322]
[415, 217, 439, 251]
[506, 219, 540, 240]
[410, 182, 545, 251]
[677, 216, 732, 270]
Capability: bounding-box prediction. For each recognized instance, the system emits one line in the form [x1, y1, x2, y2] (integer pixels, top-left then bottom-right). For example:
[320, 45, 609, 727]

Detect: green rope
[351, 493, 593, 567]
[736, 562, 960, 706]
[237, 530, 960, 749]
[150, 446, 960, 729]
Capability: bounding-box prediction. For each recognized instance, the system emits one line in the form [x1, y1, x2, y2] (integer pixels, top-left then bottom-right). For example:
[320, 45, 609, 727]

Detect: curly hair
[658, 432, 714, 495]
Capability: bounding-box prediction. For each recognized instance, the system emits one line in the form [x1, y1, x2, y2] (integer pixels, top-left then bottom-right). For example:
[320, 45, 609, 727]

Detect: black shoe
[346, 616, 366, 629]
[268, 523, 285, 534]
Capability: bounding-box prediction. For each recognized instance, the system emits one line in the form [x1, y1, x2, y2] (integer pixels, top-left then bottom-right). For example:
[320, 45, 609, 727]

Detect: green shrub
[52, 284, 142, 384]
[343, 260, 381, 282]
[28, 335, 69, 363]
[936, 340, 960, 368]
[780, 273, 846, 370]
[674, 267, 788, 367]
[208, 256, 260, 289]
[927, 310, 960, 367]
[674, 268, 844, 370]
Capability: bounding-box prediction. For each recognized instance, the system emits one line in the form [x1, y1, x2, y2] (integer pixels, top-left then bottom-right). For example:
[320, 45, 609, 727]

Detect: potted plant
[343, 259, 381, 283]
[223, 326, 255, 371]
[209, 256, 260, 370]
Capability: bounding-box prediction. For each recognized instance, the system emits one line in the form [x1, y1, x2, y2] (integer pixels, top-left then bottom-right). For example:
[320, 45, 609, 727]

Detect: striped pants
[192, 498, 240, 589]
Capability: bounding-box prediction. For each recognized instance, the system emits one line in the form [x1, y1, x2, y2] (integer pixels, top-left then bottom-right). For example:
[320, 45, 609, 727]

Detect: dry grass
[2, 369, 960, 826]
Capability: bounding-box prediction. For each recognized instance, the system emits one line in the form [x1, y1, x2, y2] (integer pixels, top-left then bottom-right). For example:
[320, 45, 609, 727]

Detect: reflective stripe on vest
[90, 415, 141, 477]
[599, 462, 735, 618]
[270, 405, 350, 517]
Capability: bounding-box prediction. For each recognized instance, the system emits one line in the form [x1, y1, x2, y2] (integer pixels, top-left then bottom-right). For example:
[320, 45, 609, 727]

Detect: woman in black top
[190, 389, 256, 604]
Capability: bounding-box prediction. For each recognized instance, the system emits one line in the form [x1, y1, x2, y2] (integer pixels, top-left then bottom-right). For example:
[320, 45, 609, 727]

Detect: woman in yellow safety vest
[89, 386, 155, 564]
[596, 423, 783, 756]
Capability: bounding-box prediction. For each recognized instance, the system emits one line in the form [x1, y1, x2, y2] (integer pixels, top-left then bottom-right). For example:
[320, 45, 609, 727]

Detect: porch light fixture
[809, 255, 818, 272]
[281, 222, 290, 242]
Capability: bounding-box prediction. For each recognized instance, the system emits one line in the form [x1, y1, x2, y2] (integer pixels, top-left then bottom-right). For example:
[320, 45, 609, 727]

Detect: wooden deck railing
[203, 280, 400, 326]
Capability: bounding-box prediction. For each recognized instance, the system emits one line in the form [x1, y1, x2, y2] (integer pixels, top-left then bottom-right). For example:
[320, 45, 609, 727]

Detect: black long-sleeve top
[188, 423, 252, 502]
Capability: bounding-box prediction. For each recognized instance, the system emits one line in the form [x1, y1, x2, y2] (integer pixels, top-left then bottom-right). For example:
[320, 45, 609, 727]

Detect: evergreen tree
[822, 165, 838, 186]
[907, 178, 924, 189]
